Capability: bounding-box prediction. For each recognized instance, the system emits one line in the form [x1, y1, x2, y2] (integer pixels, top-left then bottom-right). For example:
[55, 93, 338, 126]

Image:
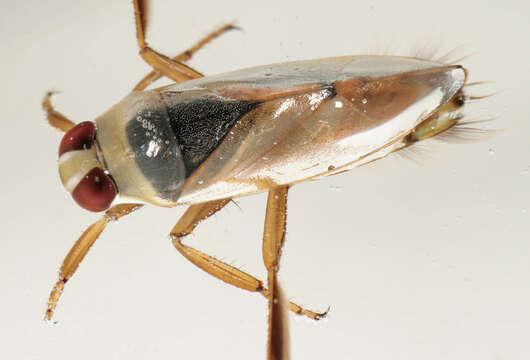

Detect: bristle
[464, 81, 492, 88]
[369, 35, 398, 56]
[442, 52, 477, 65]
[411, 39, 443, 62]
[467, 92, 498, 101]
[433, 44, 468, 64]
[458, 117, 498, 126]
[395, 143, 432, 165]
[434, 125, 494, 144]
[382, 40, 399, 57]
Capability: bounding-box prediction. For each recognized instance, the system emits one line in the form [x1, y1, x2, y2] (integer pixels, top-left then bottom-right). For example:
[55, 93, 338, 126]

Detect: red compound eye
[59, 121, 96, 156]
[72, 168, 117, 212]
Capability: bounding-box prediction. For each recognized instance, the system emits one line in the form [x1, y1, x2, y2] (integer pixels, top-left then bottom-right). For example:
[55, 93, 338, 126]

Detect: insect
[43, 1, 479, 359]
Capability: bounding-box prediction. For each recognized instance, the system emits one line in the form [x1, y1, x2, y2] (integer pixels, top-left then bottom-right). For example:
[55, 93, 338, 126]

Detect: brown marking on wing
[334, 75, 421, 121]
[334, 66, 461, 121]
[215, 82, 326, 101]
[224, 175, 281, 189]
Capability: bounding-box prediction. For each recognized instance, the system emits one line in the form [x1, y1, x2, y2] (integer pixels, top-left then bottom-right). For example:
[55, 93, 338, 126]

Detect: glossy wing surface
[165, 56, 465, 204]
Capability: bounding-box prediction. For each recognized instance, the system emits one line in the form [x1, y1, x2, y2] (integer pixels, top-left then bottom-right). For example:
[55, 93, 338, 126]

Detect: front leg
[42, 91, 76, 132]
[45, 203, 143, 320]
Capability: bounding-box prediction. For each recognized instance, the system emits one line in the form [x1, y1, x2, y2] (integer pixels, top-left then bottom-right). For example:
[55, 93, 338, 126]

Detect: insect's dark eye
[59, 121, 96, 156]
[72, 167, 117, 212]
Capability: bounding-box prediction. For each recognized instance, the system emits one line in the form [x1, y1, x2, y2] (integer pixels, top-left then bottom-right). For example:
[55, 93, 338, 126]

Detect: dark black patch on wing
[162, 94, 259, 177]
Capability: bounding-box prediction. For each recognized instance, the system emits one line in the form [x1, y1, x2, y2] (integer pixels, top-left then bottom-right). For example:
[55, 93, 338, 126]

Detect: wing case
[156, 56, 465, 204]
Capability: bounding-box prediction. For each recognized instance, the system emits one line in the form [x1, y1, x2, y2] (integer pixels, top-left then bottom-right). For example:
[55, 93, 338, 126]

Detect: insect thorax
[95, 89, 258, 206]
[95, 91, 186, 206]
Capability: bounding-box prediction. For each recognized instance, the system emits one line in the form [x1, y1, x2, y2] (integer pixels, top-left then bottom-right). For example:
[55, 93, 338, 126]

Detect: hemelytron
[44, 1, 482, 359]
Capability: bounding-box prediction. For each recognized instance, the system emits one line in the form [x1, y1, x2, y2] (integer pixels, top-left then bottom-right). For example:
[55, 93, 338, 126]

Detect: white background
[1, 0, 529, 359]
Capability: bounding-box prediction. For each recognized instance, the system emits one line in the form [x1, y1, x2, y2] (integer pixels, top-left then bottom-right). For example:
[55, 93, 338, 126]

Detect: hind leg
[262, 186, 290, 360]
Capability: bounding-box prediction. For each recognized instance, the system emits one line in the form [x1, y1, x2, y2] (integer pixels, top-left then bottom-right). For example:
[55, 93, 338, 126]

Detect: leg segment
[171, 199, 262, 291]
[132, 23, 238, 91]
[262, 186, 290, 360]
[170, 200, 327, 320]
[42, 91, 75, 132]
[133, 0, 203, 83]
[45, 203, 143, 320]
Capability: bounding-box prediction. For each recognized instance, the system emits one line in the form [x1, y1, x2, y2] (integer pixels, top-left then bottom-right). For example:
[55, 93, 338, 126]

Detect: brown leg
[170, 199, 327, 320]
[262, 186, 290, 360]
[133, 23, 238, 91]
[42, 91, 76, 132]
[133, 0, 203, 83]
[45, 203, 143, 320]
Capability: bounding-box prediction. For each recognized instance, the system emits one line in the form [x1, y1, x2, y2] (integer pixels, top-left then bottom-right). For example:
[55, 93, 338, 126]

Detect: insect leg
[132, 23, 238, 91]
[45, 203, 143, 320]
[132, 0, 203, 83]
[262, 186, 290, 360]
[42, 91, 76, 132]
[170, 199, 327, 320]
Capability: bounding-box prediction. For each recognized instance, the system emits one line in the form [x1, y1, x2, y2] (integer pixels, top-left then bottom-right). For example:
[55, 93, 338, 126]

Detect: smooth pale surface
[167, 55, 446, 88]
[1, 1, 529, 360]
